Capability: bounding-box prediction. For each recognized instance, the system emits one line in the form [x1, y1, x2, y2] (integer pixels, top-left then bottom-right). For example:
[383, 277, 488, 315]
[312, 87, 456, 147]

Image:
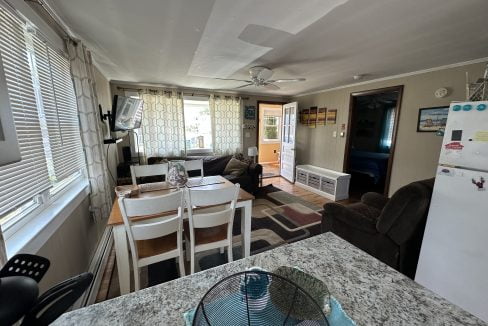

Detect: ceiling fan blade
[234, 83, 254, 89]
[263, 83, 280, 90]
[267, 78, 306, 83]
[213, 77, 252, 83]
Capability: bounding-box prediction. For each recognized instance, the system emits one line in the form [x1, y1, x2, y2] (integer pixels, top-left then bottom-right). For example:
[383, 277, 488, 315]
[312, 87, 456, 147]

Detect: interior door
[280, 102, 297, 182]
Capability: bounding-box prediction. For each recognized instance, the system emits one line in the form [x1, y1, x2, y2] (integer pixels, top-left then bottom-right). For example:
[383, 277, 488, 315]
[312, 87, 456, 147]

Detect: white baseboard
[75, 226, 113, 308]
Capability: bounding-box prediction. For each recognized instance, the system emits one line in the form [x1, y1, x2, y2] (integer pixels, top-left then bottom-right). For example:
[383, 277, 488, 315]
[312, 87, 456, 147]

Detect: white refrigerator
[416, 101, 488, 322]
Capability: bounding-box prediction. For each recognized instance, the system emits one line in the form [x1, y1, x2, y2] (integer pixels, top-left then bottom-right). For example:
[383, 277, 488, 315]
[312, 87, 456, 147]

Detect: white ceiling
[48, 0, 488, 96]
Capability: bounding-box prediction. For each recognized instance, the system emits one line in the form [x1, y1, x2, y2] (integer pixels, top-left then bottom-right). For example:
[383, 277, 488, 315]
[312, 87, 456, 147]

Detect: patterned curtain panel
[67, 40, 111, 222]
[140, 90, 186, 158]
[210, 95, 242, 155]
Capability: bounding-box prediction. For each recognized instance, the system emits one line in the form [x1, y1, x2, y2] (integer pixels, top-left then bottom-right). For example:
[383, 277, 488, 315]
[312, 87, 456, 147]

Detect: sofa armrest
[361, 192, 389, 211]
[323, 203, 378, 234]
[247, 162, 262, 178]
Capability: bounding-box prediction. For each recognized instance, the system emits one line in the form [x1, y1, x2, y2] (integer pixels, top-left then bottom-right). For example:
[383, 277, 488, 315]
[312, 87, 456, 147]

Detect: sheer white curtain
[67, 40, 112, 222]
[210, 95, 242, 155]
[140, 90, 186, 158]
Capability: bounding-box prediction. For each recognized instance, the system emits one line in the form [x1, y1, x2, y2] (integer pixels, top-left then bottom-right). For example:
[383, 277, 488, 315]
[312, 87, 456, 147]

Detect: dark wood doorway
[343, 85, 403, 197]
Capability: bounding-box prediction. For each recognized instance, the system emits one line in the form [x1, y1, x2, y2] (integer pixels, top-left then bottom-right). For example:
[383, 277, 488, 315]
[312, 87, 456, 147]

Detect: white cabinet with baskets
[295, 165, 350, 201]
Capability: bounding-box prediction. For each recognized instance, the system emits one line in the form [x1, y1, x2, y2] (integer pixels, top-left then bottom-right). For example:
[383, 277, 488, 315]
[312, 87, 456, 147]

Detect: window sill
[5, 178, 90, 257]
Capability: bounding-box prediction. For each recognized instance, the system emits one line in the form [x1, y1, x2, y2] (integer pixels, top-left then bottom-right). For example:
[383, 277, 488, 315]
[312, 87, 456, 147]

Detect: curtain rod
[24, 0, 73, 41]
[116, 86, 250, 100]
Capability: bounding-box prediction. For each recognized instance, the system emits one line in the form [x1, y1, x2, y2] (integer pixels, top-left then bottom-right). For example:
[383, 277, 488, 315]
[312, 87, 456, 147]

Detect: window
[0, 7, 85, 228]
[183, 98, 212, 152]
[262, 115, 281, 141]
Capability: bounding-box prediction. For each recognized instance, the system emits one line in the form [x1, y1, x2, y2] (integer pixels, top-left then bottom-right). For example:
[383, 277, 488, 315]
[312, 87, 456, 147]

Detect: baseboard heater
[75, 225, 113, 309]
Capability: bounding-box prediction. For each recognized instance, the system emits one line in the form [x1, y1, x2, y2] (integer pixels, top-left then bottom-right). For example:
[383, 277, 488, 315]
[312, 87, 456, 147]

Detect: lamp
[247, 146, 258, 163]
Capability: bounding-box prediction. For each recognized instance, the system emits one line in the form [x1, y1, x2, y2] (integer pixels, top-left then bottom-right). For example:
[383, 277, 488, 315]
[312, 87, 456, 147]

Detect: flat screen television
[111, 95, 144, 131]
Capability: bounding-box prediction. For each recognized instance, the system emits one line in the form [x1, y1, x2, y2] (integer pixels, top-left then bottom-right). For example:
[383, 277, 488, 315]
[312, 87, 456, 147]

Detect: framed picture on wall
[300, 108, 310, 124]
[309, 106, 317, 128]
[317, 107, 326, 125]
[244, 105, 256, 120]
[326, 108, 337, 125]
[417, 106, 449, 132]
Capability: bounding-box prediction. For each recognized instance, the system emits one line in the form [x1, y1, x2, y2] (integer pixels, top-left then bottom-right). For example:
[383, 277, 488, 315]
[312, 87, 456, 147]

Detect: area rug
[262, 202, 322, 232]
[100, 184, 323, 300]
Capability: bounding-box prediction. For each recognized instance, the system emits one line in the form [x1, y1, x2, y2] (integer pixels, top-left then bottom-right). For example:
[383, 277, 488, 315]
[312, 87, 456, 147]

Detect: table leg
[241, 200, 252, 258]
[113, 225, 131, 295]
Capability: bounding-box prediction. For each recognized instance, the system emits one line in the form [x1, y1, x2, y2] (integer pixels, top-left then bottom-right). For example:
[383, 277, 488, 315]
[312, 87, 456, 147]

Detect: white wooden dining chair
[130, 163, 168, 185]
[184, 159, 204, 177]
[118, 190, 185, 291]
[184, 184, 240, 274]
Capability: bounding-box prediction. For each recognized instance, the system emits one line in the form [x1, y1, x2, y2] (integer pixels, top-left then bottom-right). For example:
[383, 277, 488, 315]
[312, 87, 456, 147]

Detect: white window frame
[183, 97, 213, 154]
[261, 114, 282, 144]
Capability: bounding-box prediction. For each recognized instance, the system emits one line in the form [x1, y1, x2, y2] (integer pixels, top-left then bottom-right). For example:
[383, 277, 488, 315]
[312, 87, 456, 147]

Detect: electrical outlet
[332, 131, 337, 138]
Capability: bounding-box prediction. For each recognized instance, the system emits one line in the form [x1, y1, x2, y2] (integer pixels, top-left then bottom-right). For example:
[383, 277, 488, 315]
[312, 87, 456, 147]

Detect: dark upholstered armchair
[321, 178, 435, 278]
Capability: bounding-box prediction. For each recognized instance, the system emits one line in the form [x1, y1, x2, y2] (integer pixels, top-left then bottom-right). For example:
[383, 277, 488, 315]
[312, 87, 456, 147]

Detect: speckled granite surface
[54, 233, 486, 325]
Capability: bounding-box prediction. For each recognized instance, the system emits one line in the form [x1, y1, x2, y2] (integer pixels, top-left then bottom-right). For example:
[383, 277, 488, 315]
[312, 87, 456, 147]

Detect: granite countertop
[54, 233, 486, 325]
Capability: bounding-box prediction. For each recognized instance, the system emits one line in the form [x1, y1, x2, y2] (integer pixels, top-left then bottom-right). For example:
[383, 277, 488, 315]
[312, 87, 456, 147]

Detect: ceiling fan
[214, 66, 305, 90]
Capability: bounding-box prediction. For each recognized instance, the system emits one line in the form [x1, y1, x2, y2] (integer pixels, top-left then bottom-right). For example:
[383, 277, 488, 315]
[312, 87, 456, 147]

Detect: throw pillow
[223, 158, 249, 177]
[233, 153, 253, 165]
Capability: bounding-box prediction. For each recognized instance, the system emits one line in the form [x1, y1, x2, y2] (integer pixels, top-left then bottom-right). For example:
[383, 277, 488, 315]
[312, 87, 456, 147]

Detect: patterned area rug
[100, 184, 323, 300]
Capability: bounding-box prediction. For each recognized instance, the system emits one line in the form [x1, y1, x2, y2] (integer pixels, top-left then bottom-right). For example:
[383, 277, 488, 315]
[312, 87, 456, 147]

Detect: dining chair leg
[178, 254, 186, 276]
[190, 248, 196, 274]
[134, 269, 141, 291]
[227, 245, 233, 263]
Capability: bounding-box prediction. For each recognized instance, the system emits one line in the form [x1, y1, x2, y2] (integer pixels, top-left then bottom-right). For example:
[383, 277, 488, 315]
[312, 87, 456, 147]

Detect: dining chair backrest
[184, 159, 204, 177]
[130, 163, 168, 185]
[186, 184, 240, 229]
[119, 190, 183, 242]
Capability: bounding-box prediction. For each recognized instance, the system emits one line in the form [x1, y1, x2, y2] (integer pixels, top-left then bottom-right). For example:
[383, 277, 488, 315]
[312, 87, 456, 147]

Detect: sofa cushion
[223, 158, 249, 176]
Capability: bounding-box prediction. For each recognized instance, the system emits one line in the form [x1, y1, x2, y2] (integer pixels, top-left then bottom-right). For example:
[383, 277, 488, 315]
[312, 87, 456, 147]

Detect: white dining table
[107, 175, 254, 295]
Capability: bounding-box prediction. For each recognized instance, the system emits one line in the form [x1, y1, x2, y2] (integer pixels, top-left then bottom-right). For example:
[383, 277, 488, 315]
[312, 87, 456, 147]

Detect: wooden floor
[261, 162, 280, 177]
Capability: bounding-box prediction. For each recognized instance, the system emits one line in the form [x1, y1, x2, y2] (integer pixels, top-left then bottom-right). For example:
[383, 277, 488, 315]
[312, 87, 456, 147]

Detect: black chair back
[0, 254, 50, 283]
[21, 272, 93, 326]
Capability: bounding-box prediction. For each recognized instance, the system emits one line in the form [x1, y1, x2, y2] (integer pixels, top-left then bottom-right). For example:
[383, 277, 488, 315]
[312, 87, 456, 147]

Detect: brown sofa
[147, 155, 262, 194]
[321, 178, 435, 278]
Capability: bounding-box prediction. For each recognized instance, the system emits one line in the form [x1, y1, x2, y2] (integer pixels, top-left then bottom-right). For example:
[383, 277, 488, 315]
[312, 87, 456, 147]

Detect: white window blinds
[33, 34, 85, 181]
[0, 7, 85, 217]
[0, 9, 51, 215]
